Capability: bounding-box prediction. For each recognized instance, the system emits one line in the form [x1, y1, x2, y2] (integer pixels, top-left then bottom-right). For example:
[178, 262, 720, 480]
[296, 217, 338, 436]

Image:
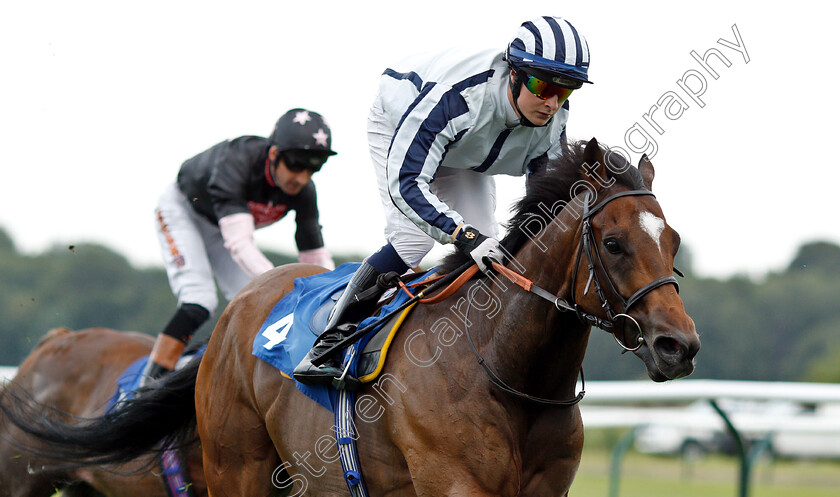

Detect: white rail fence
[577, 380, 840, 497]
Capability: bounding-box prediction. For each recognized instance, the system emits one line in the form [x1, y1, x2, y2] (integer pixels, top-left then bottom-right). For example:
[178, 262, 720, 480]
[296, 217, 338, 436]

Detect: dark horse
[0, 327, 207, 497]
[0, 139, 699, 496]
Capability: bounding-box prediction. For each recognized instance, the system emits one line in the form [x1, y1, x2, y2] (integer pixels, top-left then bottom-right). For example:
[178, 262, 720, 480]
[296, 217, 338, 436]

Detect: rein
[460, 289, 587, 406]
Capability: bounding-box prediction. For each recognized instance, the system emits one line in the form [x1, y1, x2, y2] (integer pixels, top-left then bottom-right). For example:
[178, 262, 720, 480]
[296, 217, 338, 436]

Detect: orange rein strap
[490, 262, 533, 292]
[397, 272, 447, 299]
[417, 265, 479, 304]
[490, 262, 579, 314]
[409, 262, 568, 309]
[409, 262, 571, 311]
[397, 280, 415, 299]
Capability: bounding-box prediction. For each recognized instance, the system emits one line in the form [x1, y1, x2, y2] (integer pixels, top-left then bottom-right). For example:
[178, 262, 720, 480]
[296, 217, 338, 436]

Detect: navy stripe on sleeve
[396, 89, 470, 235]
[390, 82, 438, 155]
[383, 68, 424, 92]
[452, 70, 495, 92]
[437, 129, 467, 173]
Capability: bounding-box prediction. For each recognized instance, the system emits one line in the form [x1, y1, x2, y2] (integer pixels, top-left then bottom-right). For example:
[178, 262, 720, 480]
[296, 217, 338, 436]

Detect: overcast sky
[1, 1, 837, 279]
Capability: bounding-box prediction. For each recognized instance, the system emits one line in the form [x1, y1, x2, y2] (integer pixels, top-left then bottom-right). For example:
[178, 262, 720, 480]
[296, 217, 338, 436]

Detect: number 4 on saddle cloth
[252, 263, 433, 413]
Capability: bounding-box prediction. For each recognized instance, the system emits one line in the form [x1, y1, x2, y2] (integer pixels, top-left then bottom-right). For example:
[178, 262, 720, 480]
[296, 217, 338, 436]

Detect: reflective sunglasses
[523, 74, 575, 102]
[284, 161, 321, 174]
[282, 151, 327, 173]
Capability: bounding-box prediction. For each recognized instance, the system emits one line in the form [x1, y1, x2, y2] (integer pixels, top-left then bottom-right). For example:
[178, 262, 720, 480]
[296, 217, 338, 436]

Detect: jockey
[294, 16, 593, 386]
[143, 109, 337, 386]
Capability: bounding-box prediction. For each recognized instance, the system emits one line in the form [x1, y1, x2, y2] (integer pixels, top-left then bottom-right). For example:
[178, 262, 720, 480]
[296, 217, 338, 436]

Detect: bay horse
[0, 327, 206, 497]
[0, 138, 699, 496]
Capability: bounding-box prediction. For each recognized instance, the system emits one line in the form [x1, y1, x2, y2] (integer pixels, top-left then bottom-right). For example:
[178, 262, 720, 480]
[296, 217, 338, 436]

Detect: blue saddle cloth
[252, 262, 424, 412]
[106, 356, 148, 411]
[106, 346, 206, 412]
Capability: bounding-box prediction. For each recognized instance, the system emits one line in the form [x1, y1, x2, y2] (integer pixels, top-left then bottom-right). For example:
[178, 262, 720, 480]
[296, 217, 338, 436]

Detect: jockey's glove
[454, 225, 505, 274]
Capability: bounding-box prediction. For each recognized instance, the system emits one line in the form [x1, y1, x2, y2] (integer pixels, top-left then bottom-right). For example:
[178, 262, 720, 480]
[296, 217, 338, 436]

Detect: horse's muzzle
[644, 332, 700, 380]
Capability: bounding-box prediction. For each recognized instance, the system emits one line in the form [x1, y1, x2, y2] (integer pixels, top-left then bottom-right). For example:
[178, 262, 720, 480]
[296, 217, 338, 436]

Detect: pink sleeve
[298, 247, 335, 270]
[218, 213, 274, 278]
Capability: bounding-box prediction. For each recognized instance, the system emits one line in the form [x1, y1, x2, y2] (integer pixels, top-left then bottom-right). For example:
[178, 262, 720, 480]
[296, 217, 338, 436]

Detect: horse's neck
[480, 215, 590, 398]
[485, 293, 589, 392]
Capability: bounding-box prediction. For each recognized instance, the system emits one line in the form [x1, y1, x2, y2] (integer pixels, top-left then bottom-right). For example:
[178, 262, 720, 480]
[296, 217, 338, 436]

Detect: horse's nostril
[654, 336, 683, 361]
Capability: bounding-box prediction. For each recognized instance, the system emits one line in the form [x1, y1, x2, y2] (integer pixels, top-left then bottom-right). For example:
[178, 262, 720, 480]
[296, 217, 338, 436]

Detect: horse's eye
[603, 238, 622, 254]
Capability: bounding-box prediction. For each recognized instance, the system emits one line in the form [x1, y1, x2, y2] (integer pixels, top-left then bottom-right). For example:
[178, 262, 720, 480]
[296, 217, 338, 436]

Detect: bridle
[463, 188, 680, 405]
[570, 189, 680, 351]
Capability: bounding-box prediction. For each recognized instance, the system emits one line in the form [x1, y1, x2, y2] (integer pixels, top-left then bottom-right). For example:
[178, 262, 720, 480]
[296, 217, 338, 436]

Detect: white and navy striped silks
[506, 16, 591, 83]
[379, 49, 568, 245]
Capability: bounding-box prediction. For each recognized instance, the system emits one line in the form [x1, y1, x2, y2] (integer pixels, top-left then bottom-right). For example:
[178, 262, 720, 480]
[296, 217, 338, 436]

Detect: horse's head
[441, 137, 700, 382]
[562, 138, 700, 381]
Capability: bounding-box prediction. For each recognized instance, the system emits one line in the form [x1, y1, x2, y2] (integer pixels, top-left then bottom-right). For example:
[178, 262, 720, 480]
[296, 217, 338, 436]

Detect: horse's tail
[0, 355, 200, 468]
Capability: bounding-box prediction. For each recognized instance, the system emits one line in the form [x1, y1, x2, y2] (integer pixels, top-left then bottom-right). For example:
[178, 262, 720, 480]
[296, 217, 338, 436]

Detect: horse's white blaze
[639, 211, 665, 253]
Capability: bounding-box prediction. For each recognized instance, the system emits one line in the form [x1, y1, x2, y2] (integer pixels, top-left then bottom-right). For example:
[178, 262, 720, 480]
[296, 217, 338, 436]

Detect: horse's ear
[582, 137, 609, 187]
[639, 154, 655, 190]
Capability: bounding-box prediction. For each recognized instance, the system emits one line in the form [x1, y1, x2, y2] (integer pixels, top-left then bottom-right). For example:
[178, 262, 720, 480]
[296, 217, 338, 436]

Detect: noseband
[569, 189, 680, 351]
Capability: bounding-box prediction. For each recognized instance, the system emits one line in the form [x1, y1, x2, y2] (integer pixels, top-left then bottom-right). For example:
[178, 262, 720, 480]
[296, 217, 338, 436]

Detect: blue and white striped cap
[506, 16, 592, 84]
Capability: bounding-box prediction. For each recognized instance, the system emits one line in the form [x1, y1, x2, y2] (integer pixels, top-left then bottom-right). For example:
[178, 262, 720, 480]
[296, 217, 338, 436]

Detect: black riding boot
[138, 333, 187, 389]
[139, 359, 171, 388]
[293, 262, 384, 387]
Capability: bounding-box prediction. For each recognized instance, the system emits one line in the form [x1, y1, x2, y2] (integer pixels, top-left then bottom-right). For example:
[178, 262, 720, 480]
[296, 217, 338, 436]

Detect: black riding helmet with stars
[271, 108, 337, 170]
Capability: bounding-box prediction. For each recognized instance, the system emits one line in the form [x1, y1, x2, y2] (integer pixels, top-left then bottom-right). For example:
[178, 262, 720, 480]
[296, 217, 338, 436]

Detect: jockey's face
[269, 147, 313, 196]
[274, 159, 313, 195]
[508, 70, 564, 126]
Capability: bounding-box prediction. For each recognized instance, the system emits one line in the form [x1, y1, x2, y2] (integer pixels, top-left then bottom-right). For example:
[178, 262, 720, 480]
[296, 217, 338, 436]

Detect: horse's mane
[438, 139, 645, 274]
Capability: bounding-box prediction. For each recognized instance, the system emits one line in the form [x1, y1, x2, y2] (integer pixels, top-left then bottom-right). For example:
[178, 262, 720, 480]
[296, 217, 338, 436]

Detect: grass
[50, 430, 840, 496]
[572, 429, 840, 497]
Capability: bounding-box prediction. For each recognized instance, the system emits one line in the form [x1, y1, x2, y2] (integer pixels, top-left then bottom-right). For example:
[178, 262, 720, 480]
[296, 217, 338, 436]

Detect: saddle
[308, 285, 416, 382]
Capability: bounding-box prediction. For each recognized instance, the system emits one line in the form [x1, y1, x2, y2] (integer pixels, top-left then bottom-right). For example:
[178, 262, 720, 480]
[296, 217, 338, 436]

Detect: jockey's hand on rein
[454, 225, 504, 274]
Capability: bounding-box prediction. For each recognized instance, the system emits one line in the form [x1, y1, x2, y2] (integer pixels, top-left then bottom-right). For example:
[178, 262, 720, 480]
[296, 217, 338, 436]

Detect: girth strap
[335, 386, 369, 497]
